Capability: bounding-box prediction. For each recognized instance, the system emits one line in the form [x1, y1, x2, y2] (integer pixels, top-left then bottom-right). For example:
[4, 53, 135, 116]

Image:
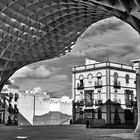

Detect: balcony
[125, 100, 133, 107]
[77, 83, 84, 90]
[95, 99, 102, 106]
[94, 81, 103, 88]
[113, 81, 121, 89]
[79, 101, 84, 106]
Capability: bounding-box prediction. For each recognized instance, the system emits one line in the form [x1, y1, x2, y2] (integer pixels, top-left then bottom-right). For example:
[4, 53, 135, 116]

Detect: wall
[18, 93, 72, 125]
[18, 93, 34, 125]
[34, 95, 50, 116]
[72, 60, 136, 124]
[74, 69, 106, 103]
[110, 69, 136, 104]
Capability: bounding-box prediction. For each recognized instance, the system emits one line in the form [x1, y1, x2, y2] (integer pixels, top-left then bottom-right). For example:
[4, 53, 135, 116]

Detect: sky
[10, 17, 140, 98]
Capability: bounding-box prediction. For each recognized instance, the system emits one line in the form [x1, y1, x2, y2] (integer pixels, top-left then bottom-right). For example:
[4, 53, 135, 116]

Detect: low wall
[33, 111, 72, 125]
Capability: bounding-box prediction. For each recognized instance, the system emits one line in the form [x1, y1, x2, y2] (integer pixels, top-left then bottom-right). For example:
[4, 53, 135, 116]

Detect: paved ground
[0, 124, 139, 140]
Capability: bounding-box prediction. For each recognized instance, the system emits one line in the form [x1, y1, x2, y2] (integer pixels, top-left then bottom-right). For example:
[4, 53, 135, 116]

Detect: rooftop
[72, 61, 135, 73]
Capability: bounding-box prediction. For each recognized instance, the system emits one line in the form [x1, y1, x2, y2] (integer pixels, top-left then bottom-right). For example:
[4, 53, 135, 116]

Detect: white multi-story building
[72, 58, 136, 125]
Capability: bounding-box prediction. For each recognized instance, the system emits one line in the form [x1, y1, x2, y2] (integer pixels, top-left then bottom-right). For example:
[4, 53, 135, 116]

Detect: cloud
[73, 18, 140, 64]
[11, 65, 55, 79]
[34, 66, 51, 78]
[80, 17, 123, 39]
[53, 75, 68, 80]
[32, 87, 42, 94]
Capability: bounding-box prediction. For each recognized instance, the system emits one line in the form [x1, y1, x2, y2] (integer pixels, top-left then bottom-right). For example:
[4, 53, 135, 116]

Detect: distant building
[0, 84, 19, 125]
[72, 58, 137, 126]
[1, 86, 72, 125]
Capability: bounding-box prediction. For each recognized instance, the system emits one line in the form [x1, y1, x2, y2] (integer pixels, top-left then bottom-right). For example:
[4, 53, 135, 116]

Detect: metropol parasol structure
[0, 0, 140, 134]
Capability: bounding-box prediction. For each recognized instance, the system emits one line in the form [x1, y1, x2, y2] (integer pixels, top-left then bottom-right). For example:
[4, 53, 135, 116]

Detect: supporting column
[134, 63, 140, 134]
[133, 61, 140, 136]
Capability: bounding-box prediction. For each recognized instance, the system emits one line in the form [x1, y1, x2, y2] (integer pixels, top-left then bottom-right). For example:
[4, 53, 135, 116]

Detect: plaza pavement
[0, 124, 139, 140]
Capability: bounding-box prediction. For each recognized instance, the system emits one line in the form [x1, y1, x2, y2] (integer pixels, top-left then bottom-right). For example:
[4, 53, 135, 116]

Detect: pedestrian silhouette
[86, 120, 89, 128]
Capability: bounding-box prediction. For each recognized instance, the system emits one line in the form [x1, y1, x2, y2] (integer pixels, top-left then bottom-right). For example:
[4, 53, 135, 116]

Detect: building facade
[18, 92, 72, 125]
[1, 86, 72, 125]
[0, 84, 19, 125]
[72, 58, 137, 126]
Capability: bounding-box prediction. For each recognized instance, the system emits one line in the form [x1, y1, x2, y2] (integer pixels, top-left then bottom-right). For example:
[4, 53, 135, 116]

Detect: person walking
[86, 120, 90, 128]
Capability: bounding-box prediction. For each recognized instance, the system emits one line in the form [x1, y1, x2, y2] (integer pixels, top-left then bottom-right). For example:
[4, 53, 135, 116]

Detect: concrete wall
[18, 93, 34, 125]
[34, 95, 50, 116]
[18, 93, 72, 125]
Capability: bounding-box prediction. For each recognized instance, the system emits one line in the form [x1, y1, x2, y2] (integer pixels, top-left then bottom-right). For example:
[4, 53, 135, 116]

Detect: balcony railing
[79, 101, 84, 106]
[95, 99, 102, 106]
[113, 81, 121, 89]
[125, 100, 133, 107]
[77, 83, 84, 90]
[73, 62, 135, 72]
[94, 81, 103, 88]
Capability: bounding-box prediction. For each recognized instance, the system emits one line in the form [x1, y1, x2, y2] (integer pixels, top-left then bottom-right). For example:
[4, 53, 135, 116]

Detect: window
[125, 74, 130, 84]
[118, 99, 121, 104]
[80, 91, 83, 101]
[125, 90, 133, 106]
[14, 104, 17, 109]
[14, 93, 19, 102]
[95, 72, 103, 88]
[80, 79, 84, 86]
[113, 72, 118, 83]
[96, 72, 102, 79]
[98, 109, 102, 119]
[79, 75, 84, 80]
[9, 93, 13, 101]
[113, 72, 120, 89]
[77, 75, 84, 90]
[87, 73, 93, 84]
[113, 72, 118, 79]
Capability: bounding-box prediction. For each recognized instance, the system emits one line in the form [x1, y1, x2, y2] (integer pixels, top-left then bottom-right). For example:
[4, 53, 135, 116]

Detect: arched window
[118, 99, 121, 104]
[87, 73, 93, 84]
[113, 72, 120, 88]
[125, 74, 130, 84]
[95, 72, 103, 88]
[77, 75, 84, 89]
[96, 72, 102, 79]
[79, 75, 84, 80]
[113, 72, 118, 80]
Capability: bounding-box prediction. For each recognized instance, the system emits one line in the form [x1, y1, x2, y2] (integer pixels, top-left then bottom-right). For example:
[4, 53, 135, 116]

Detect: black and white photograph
[0, 0, 140, 140]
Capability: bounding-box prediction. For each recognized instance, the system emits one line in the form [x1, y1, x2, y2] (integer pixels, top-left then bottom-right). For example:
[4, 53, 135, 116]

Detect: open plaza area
[0, 124, 139, 140]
